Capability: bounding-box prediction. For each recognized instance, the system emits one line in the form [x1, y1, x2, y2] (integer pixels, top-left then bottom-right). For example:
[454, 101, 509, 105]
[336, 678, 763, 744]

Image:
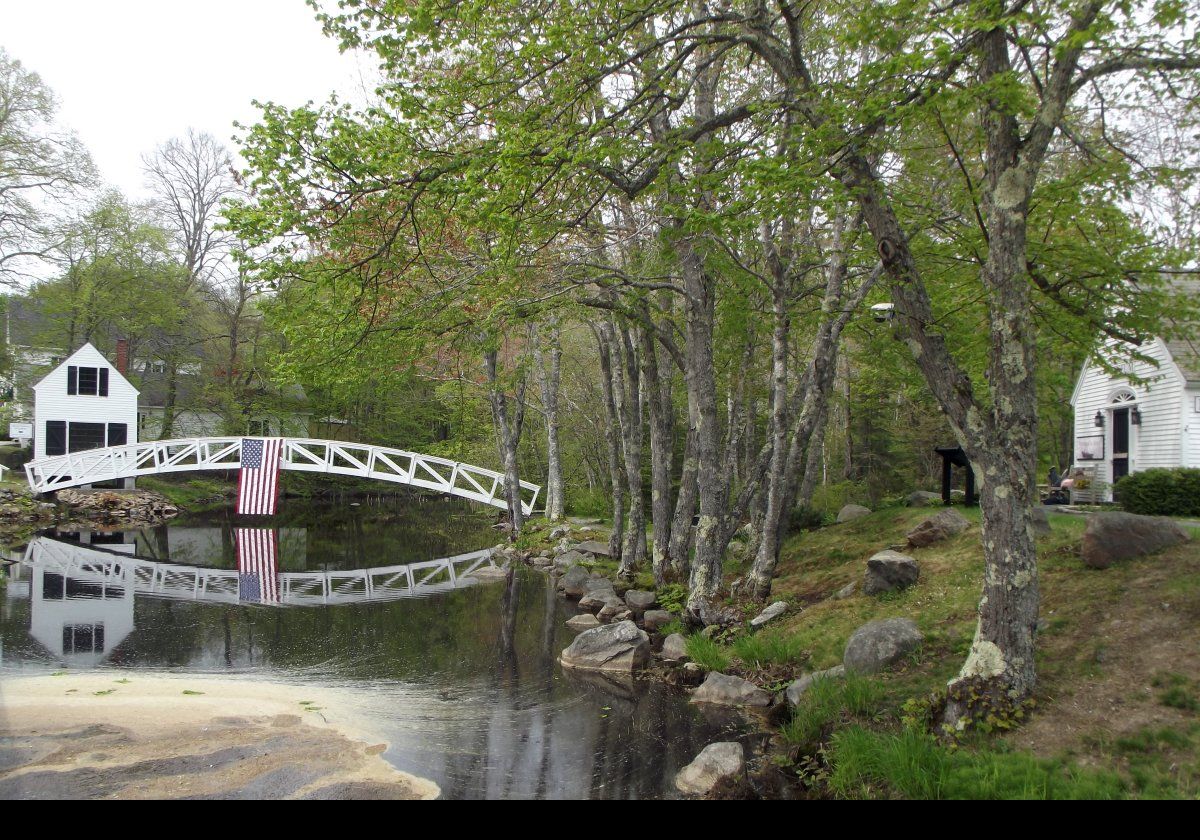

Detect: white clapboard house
[1070, 332, 1200, 501]
[32, 342, 138, 462]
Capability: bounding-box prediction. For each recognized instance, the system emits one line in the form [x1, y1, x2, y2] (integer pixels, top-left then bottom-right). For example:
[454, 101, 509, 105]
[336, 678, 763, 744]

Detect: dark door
[1112, 407, 1130, 482]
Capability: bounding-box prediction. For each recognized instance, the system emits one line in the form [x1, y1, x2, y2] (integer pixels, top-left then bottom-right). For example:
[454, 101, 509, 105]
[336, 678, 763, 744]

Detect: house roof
[32, 342, 139, 395]
[1165, 337, 1200, 384]
[1163, 279, 1200, 385]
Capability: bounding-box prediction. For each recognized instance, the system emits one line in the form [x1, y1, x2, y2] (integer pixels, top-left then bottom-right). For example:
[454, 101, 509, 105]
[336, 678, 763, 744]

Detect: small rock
[549, 525, 571, 540]
[1081, 512, 1190, 570]
[1032, 507, 1052, 537]
[660, 633, 689, 661]
[843, 618, 923, 675]
[598, 601, 628, 621]
[675, 742, 745, 796]
[906, 508, 970, 547]
[691, 672, 771, 707]
[566, 614, 602, 631]
[863, 550, 919, 596]
[683, 662, 703, 673]
[559, 566, 591, 598]
[785, 665, 846, 706]
[642, 609, 674, 633]
[749, 601, 788, 628]
[575, 540, 612, 557]
[579, 588, 620, 611]
[555, 549, 586, 570]
[837, 504, 872, 523]
[559, 620, 650, 673]
[834, 582, 856, 599]
[906, 490, 942, 507]
[624, 590, 657, 615]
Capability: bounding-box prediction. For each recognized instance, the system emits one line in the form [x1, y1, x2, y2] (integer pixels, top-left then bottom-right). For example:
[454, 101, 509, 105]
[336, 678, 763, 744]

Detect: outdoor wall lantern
[1094, 411, 1106, 428]
[1131, 407, 1142, 425]
[870, 302, 895, 323]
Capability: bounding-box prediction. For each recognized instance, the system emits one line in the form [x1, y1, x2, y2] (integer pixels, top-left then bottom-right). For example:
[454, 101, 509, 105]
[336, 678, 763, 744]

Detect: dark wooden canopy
[934, 445, 976, 506]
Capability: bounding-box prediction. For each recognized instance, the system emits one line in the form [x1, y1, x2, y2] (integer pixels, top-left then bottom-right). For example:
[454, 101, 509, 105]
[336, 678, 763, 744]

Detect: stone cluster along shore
[0, 485, 183, 547]
[489, 518, 939, 796]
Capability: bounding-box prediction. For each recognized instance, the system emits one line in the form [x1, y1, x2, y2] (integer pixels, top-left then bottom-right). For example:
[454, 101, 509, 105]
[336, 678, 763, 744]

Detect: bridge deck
[24, 437, 539, 515]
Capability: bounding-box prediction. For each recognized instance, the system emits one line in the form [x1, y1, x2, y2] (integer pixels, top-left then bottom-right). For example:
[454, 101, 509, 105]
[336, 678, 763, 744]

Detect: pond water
[0, 498, 734, 799]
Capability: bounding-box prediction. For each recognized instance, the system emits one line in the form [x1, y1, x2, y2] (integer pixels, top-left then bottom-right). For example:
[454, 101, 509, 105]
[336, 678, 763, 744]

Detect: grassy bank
[520, 505, 1200, 798]
[703, 506, 1200, 798]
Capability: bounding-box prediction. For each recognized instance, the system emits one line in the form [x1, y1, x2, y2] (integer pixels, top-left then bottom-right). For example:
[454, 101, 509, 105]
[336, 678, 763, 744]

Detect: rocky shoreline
[487, 512, 964, 798]
[0, 485, 181, 545]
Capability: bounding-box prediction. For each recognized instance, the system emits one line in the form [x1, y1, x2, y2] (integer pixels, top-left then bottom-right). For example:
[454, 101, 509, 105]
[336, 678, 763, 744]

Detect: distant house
[4, 295, 311, 448]
[32, 342, 138, 461]
[1070, 333, 1200, 500]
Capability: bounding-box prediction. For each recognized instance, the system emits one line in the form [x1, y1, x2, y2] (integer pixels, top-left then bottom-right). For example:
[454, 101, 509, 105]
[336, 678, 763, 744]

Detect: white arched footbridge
[24, 437, 540, 515]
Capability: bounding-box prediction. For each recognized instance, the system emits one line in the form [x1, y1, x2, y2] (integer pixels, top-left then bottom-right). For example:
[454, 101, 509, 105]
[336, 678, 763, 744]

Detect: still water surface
[0, 498, 733, 798]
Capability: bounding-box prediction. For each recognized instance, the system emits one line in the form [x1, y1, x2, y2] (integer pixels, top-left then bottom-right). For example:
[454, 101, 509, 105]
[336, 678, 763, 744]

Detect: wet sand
[0, 673, 440, 800]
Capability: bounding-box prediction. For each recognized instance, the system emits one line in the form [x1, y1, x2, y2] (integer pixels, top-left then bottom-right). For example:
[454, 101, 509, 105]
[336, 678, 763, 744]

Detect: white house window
[62, 623, 105, 654]
[67, 365, 109, 397]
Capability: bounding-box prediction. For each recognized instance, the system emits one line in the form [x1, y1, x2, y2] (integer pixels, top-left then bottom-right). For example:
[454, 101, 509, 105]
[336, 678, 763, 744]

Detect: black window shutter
[99, 367, 109, 396]
[46, 421, 66, 456]
[67, 366, 77, 395]
[107, 423, 127, 446]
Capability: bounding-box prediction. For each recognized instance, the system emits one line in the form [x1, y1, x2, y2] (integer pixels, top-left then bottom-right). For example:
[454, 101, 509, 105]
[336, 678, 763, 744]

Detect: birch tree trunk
[668, 426, 697, 582]
[640, 322, 675, 585]
[485, 349, 527, 537]
[593, 324, 625, 564]
[614, 323, 646, 578]
[535, 320, 565, 521]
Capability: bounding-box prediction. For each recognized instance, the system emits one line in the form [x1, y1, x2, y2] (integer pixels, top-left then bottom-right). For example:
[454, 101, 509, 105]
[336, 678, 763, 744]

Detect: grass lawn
[704, 505, 1200, 798]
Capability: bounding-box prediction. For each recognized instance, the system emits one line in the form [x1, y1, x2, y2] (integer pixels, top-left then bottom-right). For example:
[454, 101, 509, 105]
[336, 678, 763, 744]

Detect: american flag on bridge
[236, 527, 280, 604]
[237, 438, 282, 516]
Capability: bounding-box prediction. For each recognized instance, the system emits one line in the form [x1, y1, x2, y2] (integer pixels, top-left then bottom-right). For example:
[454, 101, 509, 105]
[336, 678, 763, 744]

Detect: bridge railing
[25, 437, 540, 515]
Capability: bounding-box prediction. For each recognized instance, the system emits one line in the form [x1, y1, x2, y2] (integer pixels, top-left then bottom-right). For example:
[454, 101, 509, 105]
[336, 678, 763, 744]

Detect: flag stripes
[236, 437, 282, 516]
[236, 527, 279, 604]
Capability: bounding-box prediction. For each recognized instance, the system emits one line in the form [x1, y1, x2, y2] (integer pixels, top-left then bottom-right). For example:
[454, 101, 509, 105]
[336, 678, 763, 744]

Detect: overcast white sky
[2, 0, 375, 199]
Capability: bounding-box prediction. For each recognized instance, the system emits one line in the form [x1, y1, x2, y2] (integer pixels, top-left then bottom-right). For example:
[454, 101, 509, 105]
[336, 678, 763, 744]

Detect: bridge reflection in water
[8, 534, 501, 667]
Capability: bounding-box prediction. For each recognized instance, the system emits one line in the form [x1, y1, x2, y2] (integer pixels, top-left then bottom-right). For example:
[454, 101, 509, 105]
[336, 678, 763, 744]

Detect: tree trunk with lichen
[593, 324, 625, 564]
[640, 323, 675, 586]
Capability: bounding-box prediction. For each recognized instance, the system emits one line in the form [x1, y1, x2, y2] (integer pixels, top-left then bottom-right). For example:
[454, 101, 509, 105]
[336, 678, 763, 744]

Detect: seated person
[1059, 467, 1086, 491]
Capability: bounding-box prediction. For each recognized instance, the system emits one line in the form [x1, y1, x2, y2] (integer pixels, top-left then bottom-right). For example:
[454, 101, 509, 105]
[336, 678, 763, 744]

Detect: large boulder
[906, 491, 942, 507]
[575, 540, 612, 557]
[1081, 512, 1190, 569]
[863, 550, 920, 596]
[749, 601, 788, 628]
[837, 504, 872, 524]
[675, 742, 745, 796]
[660, 633, 689, 662]
[785, 665, 846, 706]
[560, 620, 650, 673]
[843, 618, 923, 675]
[559, 566, 591, 598]
[691, 672, 771, 707]
[906, 508, 970, 547]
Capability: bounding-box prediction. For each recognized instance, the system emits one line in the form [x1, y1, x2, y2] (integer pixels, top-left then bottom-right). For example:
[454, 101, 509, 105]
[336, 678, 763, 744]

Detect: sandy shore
[0, 672, 440, 800]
